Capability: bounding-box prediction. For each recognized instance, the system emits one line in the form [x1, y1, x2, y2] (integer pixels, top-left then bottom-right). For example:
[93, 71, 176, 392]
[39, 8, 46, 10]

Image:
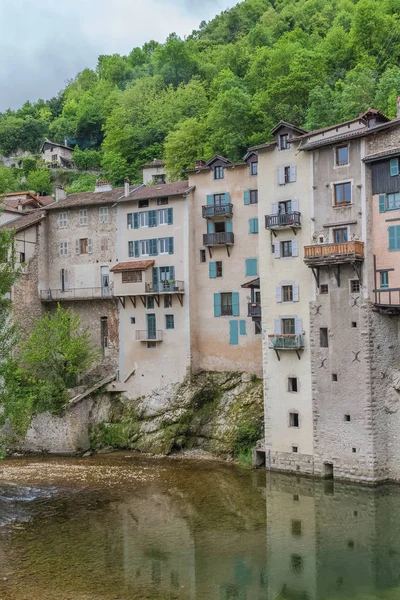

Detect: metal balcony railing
[41, 287, 112, 301]
[268, 334, 304, 350]
[202, 204, 233, 218]
[374, 287, 400, 307]
[203, 232, 234, 246]
[145, 280, 184, 293]
[265, 211, 301, 229]
[135, 330, 163, 342]
[248, 303, 261, 318]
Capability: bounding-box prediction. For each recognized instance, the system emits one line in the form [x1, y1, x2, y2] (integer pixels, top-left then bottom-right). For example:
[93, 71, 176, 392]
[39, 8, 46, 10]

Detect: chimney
[55, 186, 67, 202]
[124, 178, 130, 197]
[397, 96, 400, 118]
[195, 159, 206, 168]
[95, 179, 112, 193]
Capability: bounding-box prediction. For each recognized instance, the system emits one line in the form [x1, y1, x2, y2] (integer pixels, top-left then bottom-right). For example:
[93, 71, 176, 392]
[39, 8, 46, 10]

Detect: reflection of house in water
[265, 473, 400, 600]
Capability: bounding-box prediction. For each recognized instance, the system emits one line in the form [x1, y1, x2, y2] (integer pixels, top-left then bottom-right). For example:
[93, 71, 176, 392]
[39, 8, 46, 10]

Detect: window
[164, 296, 172, 308]
[59, 212, 68, 228]
[216, 261, 223, 277]
[214, 193, 225, 205]
[368, 117, 376, 128]
[320, 327, 329, 348]
[278, 200, 292, 214]
[284, 166, 291, 183]
[52, 154, 57, 161]
[153, 174, 166, 184]
[332, 373, 338, 382]
[221, 292, 233, 316]
[292, 446, 298, 453]
[159, 238, 169, 254]
[281, 241, 293, 257]
[320, 284, 329, 294]
[334, 182, 351, 205]
[336, 145, 349, 166]
[140, 240, 150, 256]
[291, 520, 302, 536]
[380, 271, 389, 289]
[255, 320, 262, 335]
[389, 225, 400, 251]
[130, 317, 136, 324]
[282, 318, 295, 335]
[158, 208, 169, 225]
[99, 206, 109, 223]
[200, 249, 206, 263]
[79, 209, 88, 226]
[59, 241, 68, 256]
[350, 279, 360, 293]
[214, 166, 224, 180]
[288, 377, 298, 392]
[345, 414, 351, 422]
[147, 296, 155, 309]
[352, 447, 357, 453]
[100, 237, 108, 252]
[390, 158, 399, 177]
[139, 212, 149, 228]
[101, 317, 108, 355]
[387, 192, 400, 210]
[250, 189, 258, 204]
[128, 241, 134, 258]
[19, 252, 25, 264]
[333, 228, 348, 243]
[79, 238, 88, 254]
[157, 197, 168, 205]
[147, 341, 157, 349]
[289, 412, 299, 427]
[282, 285, 293, 302]
[122, 271, 142, 283]
[165, 315, 175, 330]
[280, 134, 290, 150]
[250, 162, 258, 176]
[291, 554, 303, 573]
[352, 321, 357, 328]
[138, 199, 149, 208]
[293, 494, 299, 502]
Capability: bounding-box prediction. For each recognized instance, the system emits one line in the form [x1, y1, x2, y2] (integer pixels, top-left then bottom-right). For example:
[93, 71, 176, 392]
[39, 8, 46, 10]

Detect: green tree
[375, 67, 400, 118]
[101, 151, 129, 185]
[0, 228, 19, 363]
[22, 157, 38, 176]
[26, 169, 52, 195]
[72, 147, 102, 170]
[164, 118, 206, 180]
[0, 167, 20, 193]
[65, 173, 97, 194]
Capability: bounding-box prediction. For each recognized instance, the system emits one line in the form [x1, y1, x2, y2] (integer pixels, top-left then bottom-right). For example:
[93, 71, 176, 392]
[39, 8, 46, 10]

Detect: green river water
[1, 453, 400, 600]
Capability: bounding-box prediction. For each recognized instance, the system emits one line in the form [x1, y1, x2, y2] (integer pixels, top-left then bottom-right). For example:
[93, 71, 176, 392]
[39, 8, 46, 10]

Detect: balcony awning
[110, 260, 155, 273]
[241, 277, 260, 289]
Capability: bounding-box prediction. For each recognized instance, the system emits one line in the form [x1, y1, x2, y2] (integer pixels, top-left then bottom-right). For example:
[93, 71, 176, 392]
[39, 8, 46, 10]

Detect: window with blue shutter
[207, 194, 213, 205]
[148, 210, 157, 227]
[209, 262, 216, 279]
[149, 239, 158, 256]
[232, 292, 240, 316]
[214, 293, 221, 317]
[249, 218, 259, 234]
[379, 194, 387, 213]
[390, 158, 399, 176]
[239, 320, 246, 335]
[388, 225, 400, 251]
[245, 258, 258, 277]
[133, 213, 139, 229]
[244, 190, 250, 205]
[134, 241, 140, 257]
[168, 237, 174, 254]
[167, 208, 173, 224]
[207, 221, 215, 233]
[229, 320, 239, 345]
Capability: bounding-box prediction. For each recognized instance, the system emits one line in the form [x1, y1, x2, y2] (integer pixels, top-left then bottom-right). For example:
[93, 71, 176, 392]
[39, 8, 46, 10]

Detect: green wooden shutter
[229, 321, 239, 345]
[390, 158, 399, 176]
[134, 241, 140, 257]
[226, 220, 233, 233]
[207, 194, 213, 205]
[388, 225, 400, 250]
[127, 214, 133, 229]
[133, 213, 139, 229]
[149, 210, 157, 227]
[167, 207, 173, 224]
[152, 267, 159, 286]
[244, 190, 250, 205]
[128, 241, 133, 257]
[169, 266, 175, 281]
[379, 194, 386, 213]
[232, 292, 240, 316]
[246, 258, 258, 277]
[168, 237, 174, 254]
[254, 217, 259, 233]
[239, 320, 247, 335]
[207, 221, 215, 233]
[214, 293, 221, 317]
[149, 239, 158, 256]
[223, 192, 230, 205]
[209, 262, 216, 278]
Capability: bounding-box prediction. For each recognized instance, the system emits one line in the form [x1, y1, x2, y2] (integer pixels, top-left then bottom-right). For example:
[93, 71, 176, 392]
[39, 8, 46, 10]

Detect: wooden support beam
[274, 349, 281, 361]
[118, 297, 125, 309]
[177, 294, 183, 307]
[154, 295, 160, 307]
[311, 267, 320, 288]
[128, 296, 136, 308]
[140, 296, 146, 308]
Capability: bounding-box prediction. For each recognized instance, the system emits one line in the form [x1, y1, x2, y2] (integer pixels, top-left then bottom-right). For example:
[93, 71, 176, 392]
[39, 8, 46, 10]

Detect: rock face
[2, 371, 264, 457]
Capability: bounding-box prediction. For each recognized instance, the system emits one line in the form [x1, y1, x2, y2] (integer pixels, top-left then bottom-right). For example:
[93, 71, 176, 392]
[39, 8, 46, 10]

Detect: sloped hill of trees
[1, 0, 400, 183]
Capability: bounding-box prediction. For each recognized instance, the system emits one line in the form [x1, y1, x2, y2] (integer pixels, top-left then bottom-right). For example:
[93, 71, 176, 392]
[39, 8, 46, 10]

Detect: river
[0, 453, 400, 600]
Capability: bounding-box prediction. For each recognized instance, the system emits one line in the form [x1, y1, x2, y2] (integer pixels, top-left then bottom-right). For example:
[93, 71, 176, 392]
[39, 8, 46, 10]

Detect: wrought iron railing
[248, 303, 261, 317]
[135, 330, 163, 342]
[202, 204, 233, 218]
[265, 211, 301, 229]
[203, 232, 234, 246]
[41, 287, 112, 301]
[268, 334, 304, 350]
[145, 280, 184, 293]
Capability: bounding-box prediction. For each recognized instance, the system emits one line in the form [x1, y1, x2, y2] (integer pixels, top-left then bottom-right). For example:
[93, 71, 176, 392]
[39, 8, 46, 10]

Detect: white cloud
[0, 0, 237, 111]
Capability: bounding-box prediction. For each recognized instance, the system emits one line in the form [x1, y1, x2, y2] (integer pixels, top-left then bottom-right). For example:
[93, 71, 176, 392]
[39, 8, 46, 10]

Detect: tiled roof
[110, 260, 155, 272]
[247, 140, 277, 152]
[186, 162, 247, 173]
[271, 121, 308, 135]
[363, 146, 400, 163]
[120, 180, 193, 202]
[140, 159, 165, 168]
[0, 210, 46, 232]
[39, 195, 55, 206]
[40, 139, 73, 152]
[44, 185, 142, 210]
[241, 277, 260, 288]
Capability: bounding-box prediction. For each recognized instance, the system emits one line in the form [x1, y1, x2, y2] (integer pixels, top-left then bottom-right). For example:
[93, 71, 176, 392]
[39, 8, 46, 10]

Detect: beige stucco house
[40, 139, 74, 168]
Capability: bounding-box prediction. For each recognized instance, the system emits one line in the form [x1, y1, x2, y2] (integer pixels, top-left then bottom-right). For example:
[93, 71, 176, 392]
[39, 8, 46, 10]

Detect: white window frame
[79, 209, 88, 226]
[59, 241, 68, 257]
[99, 206, 109, 224]
[139, 211, 149, 228]
[159, 237, 169, 255]
[140, 240, 150, 256]
[59, 212, 68, 228]
[158, 208, 169, 225]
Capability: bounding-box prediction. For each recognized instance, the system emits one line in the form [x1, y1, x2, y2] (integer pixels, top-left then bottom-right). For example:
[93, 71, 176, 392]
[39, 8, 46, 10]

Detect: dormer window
[250, 161, 258, 176]
[153, 174, 166, 184]
[368, 117, 376, 128]
[280, 134, 290, 150]
[214, 166, 224, 180]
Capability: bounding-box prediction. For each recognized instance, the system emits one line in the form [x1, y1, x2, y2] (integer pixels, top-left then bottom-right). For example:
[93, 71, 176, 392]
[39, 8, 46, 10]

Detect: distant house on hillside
[0, 191, 53, 225]
[140, 159, 168, 185]
[40, 139, 74, 169]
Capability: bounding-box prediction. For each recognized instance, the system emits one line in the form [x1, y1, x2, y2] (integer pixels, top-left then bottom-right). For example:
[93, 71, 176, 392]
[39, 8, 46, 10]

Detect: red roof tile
[110, 260, 155, 272]
[0, 210, 46, 233]
[119, 180, 193, 202]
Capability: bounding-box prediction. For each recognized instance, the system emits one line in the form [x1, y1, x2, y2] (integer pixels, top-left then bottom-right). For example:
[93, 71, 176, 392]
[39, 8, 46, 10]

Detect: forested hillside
[2, 0, 400, 185]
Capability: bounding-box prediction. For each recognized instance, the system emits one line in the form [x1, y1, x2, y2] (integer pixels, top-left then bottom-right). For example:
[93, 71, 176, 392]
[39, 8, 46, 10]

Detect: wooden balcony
[248, 302, 261, 318]
[203, 232, 234, 247]
[373, 288, 400, 314]
[304, 242, 364, 266]
[265, 211, 301, 231]
[202, 204, 233, 219]
[41, 287, 112, 302]
[135, 330, 163, 342]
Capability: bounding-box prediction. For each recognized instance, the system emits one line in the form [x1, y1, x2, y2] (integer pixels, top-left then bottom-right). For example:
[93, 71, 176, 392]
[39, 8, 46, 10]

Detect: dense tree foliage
[1, 0, 400, 180]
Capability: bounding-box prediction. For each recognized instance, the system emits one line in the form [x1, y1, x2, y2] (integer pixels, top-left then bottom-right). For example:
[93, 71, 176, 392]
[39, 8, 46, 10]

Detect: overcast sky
[0, 0, 237, 112]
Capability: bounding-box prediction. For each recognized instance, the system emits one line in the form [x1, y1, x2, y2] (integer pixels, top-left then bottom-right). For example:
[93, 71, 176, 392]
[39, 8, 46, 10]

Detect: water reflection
[2, 457, 400, 599]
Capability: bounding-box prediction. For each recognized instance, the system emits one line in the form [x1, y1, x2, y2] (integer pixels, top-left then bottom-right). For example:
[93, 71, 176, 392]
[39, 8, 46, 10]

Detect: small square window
[282, 285, 293, 302]
[320, 284, 329, 294]
[147, 296, 155, 309]
[288, 377, 298, 392]
[332, 373, 338, 382]
[354, 511, 358, 517]
[291, 519, 302, 536]
[157, 197, 168, 205]
[350, 280, 360, 293]
[289, 412, 299, 428]
[291, 554, 303, 572]
[292, 446, 298, 453]
[19, 252, 25, 264]
[165, 314, 175, 330]
[348, 540, 355, 548]
[352, 321, 357, 328]
[281, 241, 292, 257]
[200, 249, 206, 263]
[216, 261, 223, 277]
[250, 189, 258, 204]
[320, 328, 329, 348]
[293, 494, 299, 502]
[138, 199, 149, 208]
[345, 414, 351, 422]
[214, 166, 224, 180]
[164, 296, 172, 308]
[352, 447, 357, 453]
[130, 317, 136, 324]
[334, 182, 352, 205]
[280, 134, 290, 150]
[336, 145, 349, 166]
[380, 271, 389, 289]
